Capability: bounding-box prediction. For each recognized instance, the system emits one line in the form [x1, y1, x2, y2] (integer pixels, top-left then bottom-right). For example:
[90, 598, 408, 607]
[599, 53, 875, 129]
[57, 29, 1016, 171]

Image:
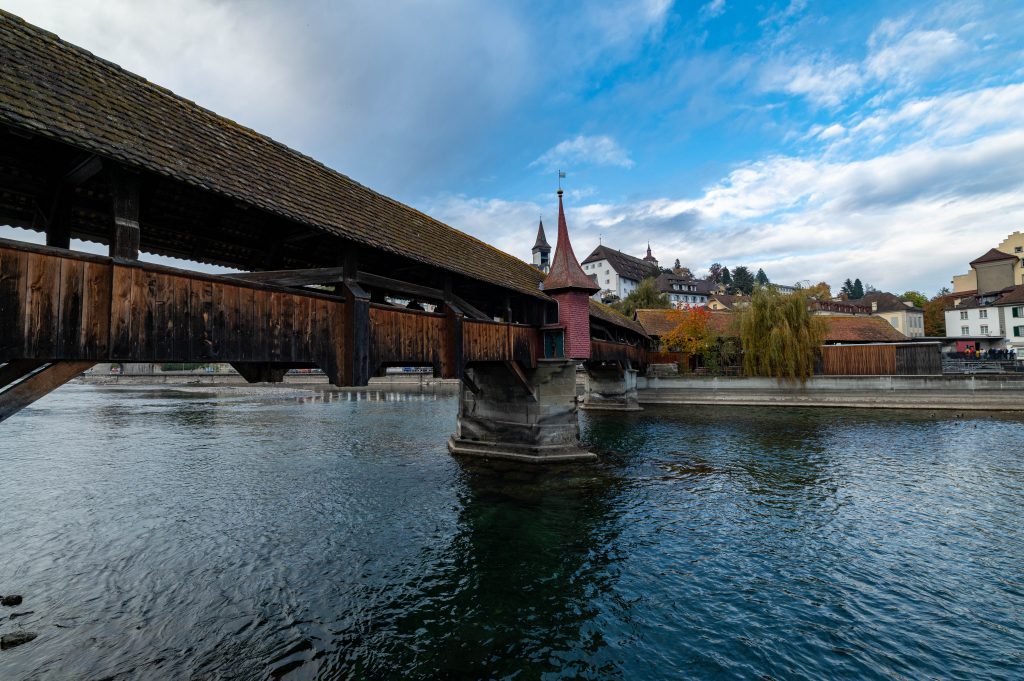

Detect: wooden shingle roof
[0, 11, 547, 298]
[822, 316, 908, 342]
[635, 309, 737, 337]
[544, 190, 600, 292]
[589, 299, 649, 338]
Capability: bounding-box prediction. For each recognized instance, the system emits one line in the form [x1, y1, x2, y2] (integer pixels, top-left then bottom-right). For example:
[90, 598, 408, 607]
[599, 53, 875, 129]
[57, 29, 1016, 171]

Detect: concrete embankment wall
[638, 375, 1024, 410]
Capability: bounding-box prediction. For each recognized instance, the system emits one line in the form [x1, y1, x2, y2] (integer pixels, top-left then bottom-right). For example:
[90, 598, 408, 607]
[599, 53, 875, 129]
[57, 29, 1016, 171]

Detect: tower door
[543, 330, 564, 359]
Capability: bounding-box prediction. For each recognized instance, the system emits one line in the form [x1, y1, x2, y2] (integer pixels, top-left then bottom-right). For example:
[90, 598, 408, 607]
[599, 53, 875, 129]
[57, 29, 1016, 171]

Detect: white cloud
[701, 0, 726, 20]
[865, 28, 965, 86]
[434, 80, 1024, 294]
[530, 135, 635, 171]
[761, 16, 967, 108]
[761, 57, 864, 107]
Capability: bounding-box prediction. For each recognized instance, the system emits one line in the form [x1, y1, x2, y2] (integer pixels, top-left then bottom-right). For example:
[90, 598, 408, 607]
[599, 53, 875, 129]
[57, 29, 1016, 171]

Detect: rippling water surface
[1, 384, 1022, 680]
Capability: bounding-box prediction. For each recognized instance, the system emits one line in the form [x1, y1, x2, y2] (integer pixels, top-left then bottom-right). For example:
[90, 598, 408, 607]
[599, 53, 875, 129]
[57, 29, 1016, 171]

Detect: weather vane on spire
[558, 169, 566, 190]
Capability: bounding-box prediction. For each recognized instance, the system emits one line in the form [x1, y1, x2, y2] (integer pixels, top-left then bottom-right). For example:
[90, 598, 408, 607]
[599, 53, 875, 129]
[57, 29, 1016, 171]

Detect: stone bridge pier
[447, 360, 596, 464]
[581, 363, 641, 412]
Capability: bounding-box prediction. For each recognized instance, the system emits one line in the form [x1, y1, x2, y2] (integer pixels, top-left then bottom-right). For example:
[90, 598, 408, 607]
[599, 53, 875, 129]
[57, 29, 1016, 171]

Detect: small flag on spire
[558, 169, 566, 190]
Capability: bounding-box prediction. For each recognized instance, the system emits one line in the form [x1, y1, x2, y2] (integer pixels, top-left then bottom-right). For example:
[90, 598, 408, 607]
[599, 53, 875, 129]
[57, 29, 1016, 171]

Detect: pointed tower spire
[532, 216, 551, 272]
[544, 189, 600, 292]
[532, 218, 550, 251]
[643, 241, 658, 266]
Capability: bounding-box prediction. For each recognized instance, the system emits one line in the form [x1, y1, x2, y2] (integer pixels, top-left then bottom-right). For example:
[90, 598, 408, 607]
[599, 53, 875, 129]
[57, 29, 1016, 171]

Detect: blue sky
[5, 0, 1024, 295]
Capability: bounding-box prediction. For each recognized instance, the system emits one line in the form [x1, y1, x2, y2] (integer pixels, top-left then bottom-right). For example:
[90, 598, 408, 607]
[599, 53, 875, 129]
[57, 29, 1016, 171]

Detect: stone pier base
[448, 359, 596, 464]
[581, 365, 641, 411]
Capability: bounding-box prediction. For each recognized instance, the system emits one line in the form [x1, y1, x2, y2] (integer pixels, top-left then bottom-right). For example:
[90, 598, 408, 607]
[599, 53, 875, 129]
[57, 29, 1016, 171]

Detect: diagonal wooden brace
[0, 361, 95, 423]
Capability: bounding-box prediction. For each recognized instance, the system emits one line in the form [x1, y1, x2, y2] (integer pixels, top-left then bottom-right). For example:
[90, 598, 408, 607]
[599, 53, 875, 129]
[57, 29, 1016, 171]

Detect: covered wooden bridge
[0, 10, 648, 454]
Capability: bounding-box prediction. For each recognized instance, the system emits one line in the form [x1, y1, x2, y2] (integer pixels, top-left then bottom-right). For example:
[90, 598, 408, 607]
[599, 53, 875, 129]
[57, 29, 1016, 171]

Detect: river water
[0, 384, 1022, 680]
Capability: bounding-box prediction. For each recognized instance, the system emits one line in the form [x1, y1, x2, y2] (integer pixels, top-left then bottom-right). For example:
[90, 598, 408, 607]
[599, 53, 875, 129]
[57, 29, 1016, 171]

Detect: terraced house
[946, 248, 1024, 352]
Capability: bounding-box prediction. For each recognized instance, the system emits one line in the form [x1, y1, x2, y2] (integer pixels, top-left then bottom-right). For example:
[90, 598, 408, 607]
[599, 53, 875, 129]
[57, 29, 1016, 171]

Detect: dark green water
[0, 385, 1022, 680]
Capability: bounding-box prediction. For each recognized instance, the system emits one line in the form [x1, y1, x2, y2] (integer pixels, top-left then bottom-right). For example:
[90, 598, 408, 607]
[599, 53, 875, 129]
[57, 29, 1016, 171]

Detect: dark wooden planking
[190, 278, 215, 361]
[590, 339, 647, 371]
[223, 266, 345, 287]
[109, 264, 134, 360]
[0, 247, 27, 360]
[82, 260, 111, 358]
[343, 280, 370, 386]
[442, 304, 463, 379]
[110, 166, 141, 260]
[23, 251, 61, 359]
[56, 257, 84, 359]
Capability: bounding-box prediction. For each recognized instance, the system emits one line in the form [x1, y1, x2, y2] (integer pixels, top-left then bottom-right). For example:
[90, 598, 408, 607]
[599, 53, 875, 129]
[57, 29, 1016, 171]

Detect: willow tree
[738, 287, 826, 381]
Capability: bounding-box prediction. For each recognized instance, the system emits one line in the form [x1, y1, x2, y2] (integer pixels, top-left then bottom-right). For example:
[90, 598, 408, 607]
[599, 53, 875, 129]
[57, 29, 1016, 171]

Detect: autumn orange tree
[662, 307, 714, 356]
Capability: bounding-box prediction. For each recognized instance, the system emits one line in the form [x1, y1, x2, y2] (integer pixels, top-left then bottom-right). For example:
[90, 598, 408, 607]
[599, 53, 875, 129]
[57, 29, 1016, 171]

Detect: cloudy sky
[5, 0, 1024, 294]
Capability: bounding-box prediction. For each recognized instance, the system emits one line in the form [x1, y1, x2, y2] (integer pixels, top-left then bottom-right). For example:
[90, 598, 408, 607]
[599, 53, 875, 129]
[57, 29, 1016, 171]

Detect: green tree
[613, 277, 670, 316]
[739, 288, 826, 382]
[708, 262, 724, 283]
[924, 290, 953, 336]
[720, 266, 732, 288]
[755, 268, 770, 287]
[731, 266, 755, 295]
[840, 278, 854, 298]
[900, 290, 927, 308]
[852, 278, 865, 299]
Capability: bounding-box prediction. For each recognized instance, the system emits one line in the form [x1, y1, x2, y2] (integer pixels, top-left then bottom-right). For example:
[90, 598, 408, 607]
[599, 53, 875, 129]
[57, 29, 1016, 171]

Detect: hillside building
[580, 245, 660, 301]
[952, 232, 1024, 292]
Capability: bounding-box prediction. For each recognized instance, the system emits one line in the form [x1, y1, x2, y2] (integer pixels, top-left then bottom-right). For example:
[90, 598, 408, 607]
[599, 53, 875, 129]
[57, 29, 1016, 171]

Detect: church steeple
[532, 217, 551, 273]
[643, 242, 658, 267]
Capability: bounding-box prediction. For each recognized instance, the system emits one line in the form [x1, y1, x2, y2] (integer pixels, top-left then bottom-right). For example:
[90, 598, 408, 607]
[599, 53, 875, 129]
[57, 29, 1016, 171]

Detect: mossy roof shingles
[0, 11, 546, 298]
[589, 300, 649, 338]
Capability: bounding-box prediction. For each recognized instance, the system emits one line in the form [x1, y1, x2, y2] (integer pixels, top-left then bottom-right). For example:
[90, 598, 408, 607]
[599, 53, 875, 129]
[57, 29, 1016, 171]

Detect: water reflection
[353, 459, 629, 679]
[1, 387, 1023, 680]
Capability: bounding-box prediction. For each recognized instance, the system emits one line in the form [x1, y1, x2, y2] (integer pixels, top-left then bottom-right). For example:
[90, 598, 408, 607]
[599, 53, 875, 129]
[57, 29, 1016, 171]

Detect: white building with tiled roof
[580, 245, 660, 300]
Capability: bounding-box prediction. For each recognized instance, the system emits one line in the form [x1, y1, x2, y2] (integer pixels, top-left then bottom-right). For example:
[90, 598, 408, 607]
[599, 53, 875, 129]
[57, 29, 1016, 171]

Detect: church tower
[532, 218, 551, 273]
[643, 243, 658, 268]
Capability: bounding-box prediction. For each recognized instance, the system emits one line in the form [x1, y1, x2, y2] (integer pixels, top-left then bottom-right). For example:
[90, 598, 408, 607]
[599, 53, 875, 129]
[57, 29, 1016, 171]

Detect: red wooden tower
[543, 189, 600, 359]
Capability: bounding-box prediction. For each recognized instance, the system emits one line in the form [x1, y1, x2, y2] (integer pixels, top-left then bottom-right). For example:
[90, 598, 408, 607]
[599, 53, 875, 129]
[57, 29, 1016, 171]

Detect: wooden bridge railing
[0, 239, 348, 383]
[462, 319, 539, 368]
[589, 339, 648, 371]
[0, 239, 550, 388]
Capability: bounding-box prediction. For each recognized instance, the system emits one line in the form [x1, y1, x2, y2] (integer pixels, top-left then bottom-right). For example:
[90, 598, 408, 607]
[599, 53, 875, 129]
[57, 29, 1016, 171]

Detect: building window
[1017, 246, 1023, 253]
[979, 309, 988, 319]
[1015, 326, 1024, 336]
[961, 325, 970, 335]
[960, 310, 968, 320]
[981, 325, 989, 334]
[1014, 307, 1024, 318]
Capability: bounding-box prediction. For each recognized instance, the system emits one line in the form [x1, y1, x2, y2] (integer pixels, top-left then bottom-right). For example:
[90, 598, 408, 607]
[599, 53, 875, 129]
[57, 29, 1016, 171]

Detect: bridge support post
[448, 359, 595, 464]
[581, 364, 641, 411]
